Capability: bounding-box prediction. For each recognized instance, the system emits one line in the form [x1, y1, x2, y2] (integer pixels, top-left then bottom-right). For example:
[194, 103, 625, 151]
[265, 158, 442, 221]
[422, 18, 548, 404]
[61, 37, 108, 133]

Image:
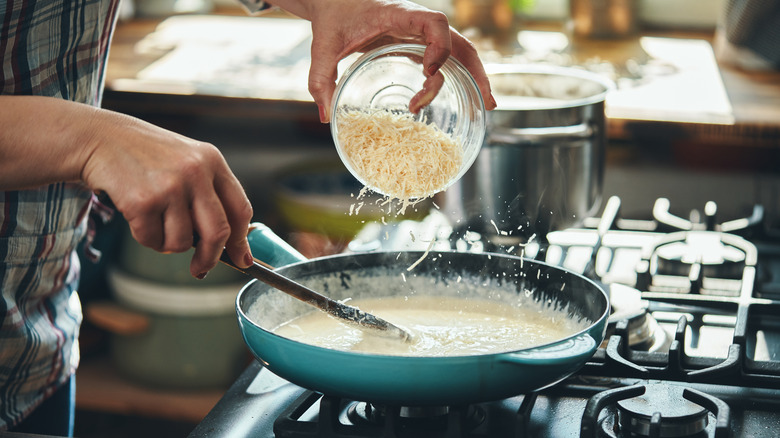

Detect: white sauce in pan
[272, 296, 589, 356]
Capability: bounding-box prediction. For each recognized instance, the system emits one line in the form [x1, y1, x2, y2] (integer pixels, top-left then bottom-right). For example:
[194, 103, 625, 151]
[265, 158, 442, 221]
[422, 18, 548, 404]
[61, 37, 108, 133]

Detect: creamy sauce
[272, 296, 588, 356]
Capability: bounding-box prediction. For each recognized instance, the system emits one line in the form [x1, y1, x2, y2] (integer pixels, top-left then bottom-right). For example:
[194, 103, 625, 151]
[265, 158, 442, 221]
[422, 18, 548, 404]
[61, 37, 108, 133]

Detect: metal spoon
[216, 249, 413, 343]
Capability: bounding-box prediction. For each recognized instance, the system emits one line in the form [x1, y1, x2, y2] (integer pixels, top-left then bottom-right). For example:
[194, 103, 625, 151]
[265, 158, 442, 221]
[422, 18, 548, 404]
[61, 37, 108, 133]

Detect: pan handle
[247, 222, 307, 268]
[498, 333, 597, 365]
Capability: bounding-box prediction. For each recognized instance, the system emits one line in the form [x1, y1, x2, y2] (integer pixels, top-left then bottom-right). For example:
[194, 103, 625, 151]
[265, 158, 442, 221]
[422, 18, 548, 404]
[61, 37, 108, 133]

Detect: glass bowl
[330, 43, 486, 200]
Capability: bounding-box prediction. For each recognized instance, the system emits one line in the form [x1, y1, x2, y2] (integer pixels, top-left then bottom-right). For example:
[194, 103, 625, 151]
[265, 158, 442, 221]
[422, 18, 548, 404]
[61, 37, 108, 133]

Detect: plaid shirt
[0, 0, 120, 429]
[0, 0, 270, 428]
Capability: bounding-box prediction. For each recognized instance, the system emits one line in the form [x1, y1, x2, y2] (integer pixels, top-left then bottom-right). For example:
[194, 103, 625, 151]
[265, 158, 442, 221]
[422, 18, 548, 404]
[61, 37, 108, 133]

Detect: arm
[0, 95, 254, 278]
[264, 0, 497, 122]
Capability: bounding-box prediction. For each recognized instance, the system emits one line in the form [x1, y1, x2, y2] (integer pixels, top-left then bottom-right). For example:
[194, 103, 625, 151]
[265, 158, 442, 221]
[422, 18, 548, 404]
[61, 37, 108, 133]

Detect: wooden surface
[104, 12, 780, 137]
[101, 10, 780, 177]
[75, 355, 224, 424]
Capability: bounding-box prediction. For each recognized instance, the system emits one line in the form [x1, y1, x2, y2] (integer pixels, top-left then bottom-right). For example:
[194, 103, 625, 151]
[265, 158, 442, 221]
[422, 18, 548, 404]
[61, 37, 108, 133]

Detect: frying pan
[237, 223, 609, 406]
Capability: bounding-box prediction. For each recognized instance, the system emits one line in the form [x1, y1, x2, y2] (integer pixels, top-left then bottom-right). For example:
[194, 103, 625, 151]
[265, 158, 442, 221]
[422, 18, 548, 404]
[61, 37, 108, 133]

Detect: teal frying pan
[236, 223, 609, 406]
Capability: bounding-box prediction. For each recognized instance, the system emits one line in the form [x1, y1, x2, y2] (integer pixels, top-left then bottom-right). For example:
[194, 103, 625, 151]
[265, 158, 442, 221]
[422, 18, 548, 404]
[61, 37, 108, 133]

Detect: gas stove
[189, 196, 780, 438]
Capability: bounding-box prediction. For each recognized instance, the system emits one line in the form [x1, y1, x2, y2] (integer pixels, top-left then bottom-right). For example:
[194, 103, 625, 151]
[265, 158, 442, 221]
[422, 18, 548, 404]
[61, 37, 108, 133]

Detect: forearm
[0, 94, 254, 276]
[0, 95, 101, 190]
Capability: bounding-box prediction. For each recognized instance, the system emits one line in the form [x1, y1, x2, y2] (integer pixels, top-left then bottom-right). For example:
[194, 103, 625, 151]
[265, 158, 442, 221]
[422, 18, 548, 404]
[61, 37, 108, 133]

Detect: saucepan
[237, 223, 609, 406]
[442, 64, 614, 243]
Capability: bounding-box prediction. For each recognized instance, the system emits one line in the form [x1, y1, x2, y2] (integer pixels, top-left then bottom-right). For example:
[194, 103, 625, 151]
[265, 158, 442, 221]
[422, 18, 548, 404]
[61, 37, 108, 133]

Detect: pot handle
[247, 222, 307, 268]
[498, 333, 597, 365]
[487, 122, 594, 145]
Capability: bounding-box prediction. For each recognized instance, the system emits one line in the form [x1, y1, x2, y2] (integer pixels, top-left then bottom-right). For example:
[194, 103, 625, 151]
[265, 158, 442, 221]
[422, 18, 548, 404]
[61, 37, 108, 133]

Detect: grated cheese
[407, 239, 436, 271]
[336, 108, 462, 208]
[490, 220, 500, 234]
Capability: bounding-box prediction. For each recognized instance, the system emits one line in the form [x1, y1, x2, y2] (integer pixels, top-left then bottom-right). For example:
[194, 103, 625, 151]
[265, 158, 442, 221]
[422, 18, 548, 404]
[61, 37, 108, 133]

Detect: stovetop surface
[190, 197, 780, 438]
[190, 363, 780, 437]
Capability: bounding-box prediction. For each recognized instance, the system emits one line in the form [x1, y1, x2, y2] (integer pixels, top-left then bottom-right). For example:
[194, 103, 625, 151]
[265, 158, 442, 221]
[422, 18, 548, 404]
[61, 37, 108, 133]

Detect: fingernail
[196, 272, 208, 280]
[489, 93, 497, 109]
[427, 63, 441, 77]
[244, 252, 254, 267]
[317, 104, 328, 123]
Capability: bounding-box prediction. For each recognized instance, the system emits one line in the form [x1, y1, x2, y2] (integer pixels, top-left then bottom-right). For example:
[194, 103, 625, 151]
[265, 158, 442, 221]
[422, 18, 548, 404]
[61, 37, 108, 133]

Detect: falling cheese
[337, 109, 462, 204]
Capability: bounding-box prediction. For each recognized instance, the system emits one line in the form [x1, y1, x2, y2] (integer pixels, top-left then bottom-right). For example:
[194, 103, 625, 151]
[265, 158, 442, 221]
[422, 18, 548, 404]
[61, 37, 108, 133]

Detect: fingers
[305, 0, 495, 119]
[308, 37, 341, 123]
[188, 190, 252, 278]
[189, 156, 254, 278]
[400, 10, 496, 111]
[121, 150, 251, 279]
[126, 213, 164, 254]
[409, 71, 444, 114]
[419, 12, 452, 77]
[123, 171, 250, 279]
[449, 30, 496, 110]
[189, 190, 231, 279]
[215, 172, 254, 270]
[162, 196, 194, 253]
[80, 112, 252, 279]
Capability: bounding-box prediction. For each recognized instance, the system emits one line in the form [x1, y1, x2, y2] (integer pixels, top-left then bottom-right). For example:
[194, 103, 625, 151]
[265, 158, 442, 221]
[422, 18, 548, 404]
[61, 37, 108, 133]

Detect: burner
[606, 283, 669, 352]
[616, 384, 708, 437]
[479, 233, 543, 260]
[346, 402, 454, 424]
[654, 231, 747, 279]
[273, 393, 491, 438]
[637, 230, 758, 295]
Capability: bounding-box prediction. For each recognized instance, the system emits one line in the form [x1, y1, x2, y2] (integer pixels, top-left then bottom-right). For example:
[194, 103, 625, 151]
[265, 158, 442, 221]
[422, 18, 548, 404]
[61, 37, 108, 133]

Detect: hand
[80, 110, 254, 278]
[273, 0, 497, 122]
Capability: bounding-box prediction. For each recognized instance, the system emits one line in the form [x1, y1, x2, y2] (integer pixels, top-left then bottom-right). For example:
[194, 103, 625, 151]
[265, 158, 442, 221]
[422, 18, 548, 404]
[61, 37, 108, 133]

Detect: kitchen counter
[103, 10, 780, 165]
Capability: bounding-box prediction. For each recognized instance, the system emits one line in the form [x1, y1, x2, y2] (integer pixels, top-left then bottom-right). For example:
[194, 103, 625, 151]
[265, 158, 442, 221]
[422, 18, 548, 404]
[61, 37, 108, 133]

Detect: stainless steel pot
[442, 65, 614, 244]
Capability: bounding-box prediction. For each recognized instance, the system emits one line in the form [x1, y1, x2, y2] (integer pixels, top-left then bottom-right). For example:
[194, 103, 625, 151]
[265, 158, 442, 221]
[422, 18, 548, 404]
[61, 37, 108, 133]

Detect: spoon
[216, 248, 413, 343]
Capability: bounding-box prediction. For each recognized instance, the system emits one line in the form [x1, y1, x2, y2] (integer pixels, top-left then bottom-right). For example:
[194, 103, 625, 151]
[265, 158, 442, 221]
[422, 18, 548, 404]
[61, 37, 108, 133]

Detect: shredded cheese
[407, 239, 436, 272]
[336, 108, 462, 209]
[490, 220, 500, 234]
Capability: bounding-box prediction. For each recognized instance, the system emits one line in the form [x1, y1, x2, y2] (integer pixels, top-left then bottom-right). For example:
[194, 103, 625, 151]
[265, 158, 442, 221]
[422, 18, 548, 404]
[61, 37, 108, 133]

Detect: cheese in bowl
[331, 44, 486, 207]
[336, 109, 463, 201]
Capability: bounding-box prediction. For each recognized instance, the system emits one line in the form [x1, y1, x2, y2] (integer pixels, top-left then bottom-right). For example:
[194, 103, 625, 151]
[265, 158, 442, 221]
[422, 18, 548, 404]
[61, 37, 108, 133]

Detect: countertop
[103, 10, 780, 162]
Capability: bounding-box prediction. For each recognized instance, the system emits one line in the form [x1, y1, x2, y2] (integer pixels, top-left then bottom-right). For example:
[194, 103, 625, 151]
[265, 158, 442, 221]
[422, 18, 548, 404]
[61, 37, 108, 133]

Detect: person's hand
[272, 0, 496, 122]
[79, 110, 254, 278]
[0, 97, 252, 278]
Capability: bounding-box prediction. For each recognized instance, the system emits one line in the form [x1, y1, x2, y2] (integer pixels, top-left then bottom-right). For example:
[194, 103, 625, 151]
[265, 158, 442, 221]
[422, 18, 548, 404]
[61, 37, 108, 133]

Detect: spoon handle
[218, 250, 412, 342]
